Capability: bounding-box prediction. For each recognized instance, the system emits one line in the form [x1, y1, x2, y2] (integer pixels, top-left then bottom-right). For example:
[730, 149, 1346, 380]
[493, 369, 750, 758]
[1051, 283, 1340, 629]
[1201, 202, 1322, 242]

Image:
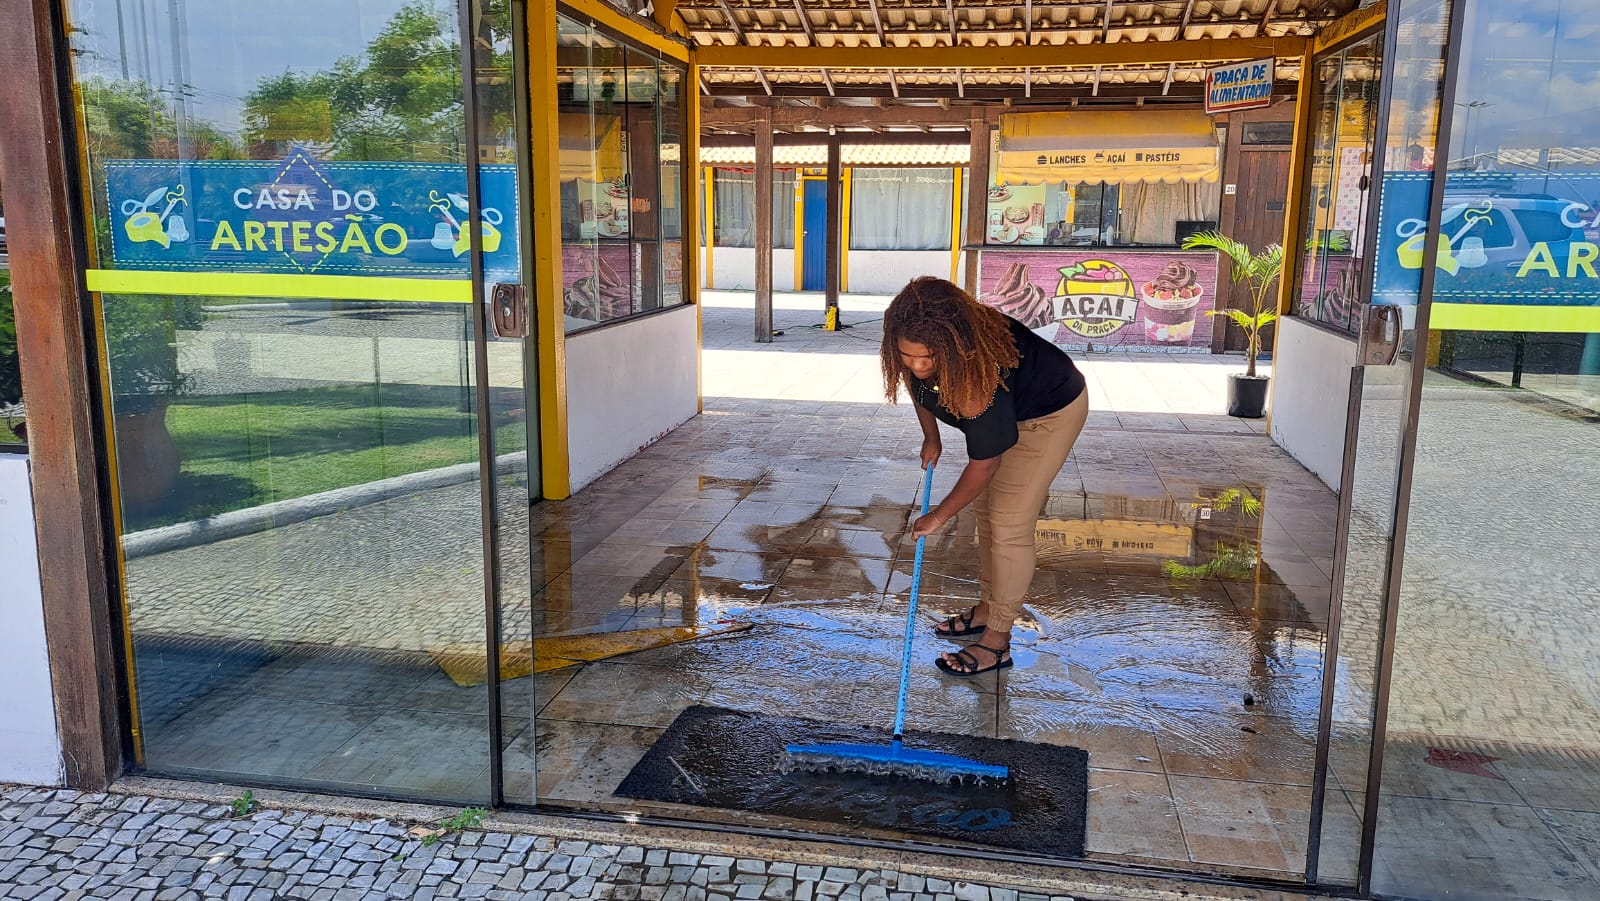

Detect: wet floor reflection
[129, 418, 1339, 876]
[521, 459, 1337, 877]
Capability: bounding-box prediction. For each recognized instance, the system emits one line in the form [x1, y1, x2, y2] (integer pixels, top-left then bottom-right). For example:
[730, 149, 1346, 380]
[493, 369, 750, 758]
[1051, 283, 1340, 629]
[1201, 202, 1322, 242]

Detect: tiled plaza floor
[510, 294, 1334, 881]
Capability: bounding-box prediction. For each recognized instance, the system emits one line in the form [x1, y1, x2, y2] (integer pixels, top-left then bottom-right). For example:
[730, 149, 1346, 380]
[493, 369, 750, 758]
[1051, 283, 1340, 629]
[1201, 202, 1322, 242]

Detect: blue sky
[69, 0, 423, 131]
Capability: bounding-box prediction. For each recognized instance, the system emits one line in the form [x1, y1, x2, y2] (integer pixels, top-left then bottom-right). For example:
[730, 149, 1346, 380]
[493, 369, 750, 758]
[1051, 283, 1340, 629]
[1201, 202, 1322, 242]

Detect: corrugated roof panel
[682, 0, 1357, 94]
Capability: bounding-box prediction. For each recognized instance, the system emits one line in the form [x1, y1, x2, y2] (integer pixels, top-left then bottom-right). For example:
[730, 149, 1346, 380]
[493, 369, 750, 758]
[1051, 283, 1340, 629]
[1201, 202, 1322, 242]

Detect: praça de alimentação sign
[1205, 58, 1274, 114]
[103, 147, 520, 279]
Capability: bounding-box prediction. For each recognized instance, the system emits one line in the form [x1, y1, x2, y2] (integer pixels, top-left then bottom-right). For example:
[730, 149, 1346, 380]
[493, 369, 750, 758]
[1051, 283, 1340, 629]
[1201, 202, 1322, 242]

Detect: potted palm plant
[103, 294, 188, 506]
[1181, 231, 1284, 418]
[1, 268, 23, 444]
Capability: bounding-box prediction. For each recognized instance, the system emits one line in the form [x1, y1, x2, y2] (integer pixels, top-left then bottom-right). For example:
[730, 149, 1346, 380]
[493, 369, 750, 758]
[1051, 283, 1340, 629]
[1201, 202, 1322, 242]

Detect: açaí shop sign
[104, 147, 520, 279]
[978, 251, 1218, 351]
[1375, 171, 1600, 331]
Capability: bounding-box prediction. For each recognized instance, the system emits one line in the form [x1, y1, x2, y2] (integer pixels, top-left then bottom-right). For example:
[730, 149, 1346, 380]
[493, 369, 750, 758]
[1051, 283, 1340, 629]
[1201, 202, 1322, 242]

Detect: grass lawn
[128, 383, 528, 531]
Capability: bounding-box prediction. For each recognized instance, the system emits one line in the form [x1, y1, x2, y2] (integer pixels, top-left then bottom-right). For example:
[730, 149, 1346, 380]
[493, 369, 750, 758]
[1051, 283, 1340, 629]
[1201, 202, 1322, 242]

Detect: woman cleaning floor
[881, 276, 1090, 677]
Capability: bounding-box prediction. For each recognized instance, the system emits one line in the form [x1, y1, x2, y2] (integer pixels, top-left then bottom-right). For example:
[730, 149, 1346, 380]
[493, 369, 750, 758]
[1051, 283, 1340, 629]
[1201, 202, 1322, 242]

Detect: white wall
[707, 247, 797, 292]
[1269, 316, 1360, 492]
[566, 305, 700, 491]
[706, 247, 955, 296]
[846, 250, 955, 295]
[0, 455, 64, 785]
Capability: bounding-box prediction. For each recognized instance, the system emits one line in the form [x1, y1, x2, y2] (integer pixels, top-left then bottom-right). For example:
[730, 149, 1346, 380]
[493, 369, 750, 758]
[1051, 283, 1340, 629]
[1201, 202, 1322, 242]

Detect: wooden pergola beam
[562, 0, 691, 61]
[697, 78, 1250, 103]
[867, 0, 886, 45]
[652, 0, 679, 31]
[1258, 0, 1280, 37]
[699, 131, 973, 147]
[695, 35, 1309, 69]
[1314, 0, 1387, 53]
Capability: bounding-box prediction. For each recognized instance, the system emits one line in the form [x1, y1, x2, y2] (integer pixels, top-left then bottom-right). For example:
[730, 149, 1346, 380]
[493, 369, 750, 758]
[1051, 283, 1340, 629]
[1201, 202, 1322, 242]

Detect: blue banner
[1374, 170, 1600, 308]
[104, 147, 520, 278]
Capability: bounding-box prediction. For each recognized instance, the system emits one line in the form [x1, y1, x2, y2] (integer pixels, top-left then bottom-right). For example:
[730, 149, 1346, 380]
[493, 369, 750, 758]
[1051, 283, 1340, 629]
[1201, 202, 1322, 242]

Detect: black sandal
[933, 608, 985, 639]
[936, 644, 1013, 677]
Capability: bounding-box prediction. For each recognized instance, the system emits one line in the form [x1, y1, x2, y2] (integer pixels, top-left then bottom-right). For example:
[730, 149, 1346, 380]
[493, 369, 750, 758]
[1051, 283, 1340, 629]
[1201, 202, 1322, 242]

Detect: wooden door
[1215, 104, 1296, 354]
[1220, 148, 1291, 352]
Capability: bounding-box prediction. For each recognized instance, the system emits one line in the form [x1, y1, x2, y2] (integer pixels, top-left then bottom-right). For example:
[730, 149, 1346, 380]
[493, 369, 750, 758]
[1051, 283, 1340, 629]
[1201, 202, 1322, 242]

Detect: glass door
[461, 0, 542, 808]
[66, 0, 533, 805]
[1304, 0, 1457, 889]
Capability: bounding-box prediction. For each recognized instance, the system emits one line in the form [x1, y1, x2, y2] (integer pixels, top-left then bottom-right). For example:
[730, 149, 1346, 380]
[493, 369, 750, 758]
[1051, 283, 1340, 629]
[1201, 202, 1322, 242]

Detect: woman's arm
[914, 402, 942, 469]
[912, 456, 1001, 538]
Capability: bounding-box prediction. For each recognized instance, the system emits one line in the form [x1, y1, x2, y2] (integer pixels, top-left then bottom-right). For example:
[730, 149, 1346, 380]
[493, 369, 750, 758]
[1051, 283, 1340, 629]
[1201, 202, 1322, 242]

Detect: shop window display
[557, 14, 689, 332]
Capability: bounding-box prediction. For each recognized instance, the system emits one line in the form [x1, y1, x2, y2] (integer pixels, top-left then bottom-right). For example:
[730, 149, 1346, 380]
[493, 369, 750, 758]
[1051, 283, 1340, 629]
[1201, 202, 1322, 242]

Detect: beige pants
[973, 391, 1090, 630]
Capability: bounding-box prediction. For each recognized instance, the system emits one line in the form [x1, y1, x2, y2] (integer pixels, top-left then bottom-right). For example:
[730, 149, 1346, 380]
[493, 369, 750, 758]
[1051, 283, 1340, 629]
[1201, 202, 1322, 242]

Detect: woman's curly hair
[881, 276, 1019, 419]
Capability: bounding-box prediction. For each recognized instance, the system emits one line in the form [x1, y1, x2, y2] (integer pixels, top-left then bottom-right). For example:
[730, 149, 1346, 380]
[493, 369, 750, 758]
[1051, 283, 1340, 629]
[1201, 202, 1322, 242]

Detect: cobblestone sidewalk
[0, 786, 1084, 901]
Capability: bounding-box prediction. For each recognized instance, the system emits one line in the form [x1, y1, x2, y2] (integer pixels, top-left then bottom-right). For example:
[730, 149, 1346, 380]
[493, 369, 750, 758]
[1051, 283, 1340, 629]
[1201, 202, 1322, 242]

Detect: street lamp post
[1454, 100, 1490, 169]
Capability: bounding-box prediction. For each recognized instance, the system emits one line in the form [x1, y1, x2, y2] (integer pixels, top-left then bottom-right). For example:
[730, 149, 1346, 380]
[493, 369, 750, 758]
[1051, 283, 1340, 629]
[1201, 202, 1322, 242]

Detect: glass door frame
[1303, 0, 1471, 892]
[1351, 0, 1466, 892]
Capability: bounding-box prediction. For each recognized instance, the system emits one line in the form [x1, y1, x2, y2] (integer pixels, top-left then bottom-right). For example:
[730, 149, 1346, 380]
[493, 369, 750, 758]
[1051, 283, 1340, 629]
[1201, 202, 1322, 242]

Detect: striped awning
[994, 110, 1221, 184]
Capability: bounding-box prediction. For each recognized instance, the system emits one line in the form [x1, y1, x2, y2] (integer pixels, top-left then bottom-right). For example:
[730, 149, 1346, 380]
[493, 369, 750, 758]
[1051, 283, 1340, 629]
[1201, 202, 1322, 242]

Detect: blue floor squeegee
[783, 463, 1010, 784]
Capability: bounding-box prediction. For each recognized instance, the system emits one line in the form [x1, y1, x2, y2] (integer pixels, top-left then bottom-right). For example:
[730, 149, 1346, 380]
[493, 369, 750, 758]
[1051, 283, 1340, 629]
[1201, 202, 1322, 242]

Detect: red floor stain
[1425, 748, 1505, 780]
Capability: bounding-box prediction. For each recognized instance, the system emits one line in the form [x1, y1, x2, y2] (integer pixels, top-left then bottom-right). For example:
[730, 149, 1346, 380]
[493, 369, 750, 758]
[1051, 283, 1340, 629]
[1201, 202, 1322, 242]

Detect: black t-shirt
[912, 317, 1087, 461]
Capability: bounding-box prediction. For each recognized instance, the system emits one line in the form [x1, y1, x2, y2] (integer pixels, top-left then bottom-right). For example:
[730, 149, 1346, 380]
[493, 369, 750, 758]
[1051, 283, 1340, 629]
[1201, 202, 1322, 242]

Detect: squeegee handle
[892, 463, 935, 742]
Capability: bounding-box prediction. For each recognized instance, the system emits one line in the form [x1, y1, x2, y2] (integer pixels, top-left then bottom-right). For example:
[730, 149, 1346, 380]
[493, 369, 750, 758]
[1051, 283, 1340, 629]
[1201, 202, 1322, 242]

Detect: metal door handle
[1361, 303, 1401, 366]
[492, 282, 529, 339]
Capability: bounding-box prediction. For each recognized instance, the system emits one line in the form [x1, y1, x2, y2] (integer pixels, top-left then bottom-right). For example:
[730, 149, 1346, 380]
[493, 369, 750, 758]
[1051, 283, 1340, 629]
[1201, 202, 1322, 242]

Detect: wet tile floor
[133, 294, 1340, 884]
[508, 398, 1337, 881]
[125, 294, 1600, 897]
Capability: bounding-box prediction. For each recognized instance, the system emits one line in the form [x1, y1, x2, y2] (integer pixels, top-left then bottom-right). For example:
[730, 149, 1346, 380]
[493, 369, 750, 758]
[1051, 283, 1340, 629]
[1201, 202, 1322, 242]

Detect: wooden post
[964, 112, 992, 294]
[754, 109, 774, 343]
[1264, 47, 1320, 432]
[0, 0, 123, 788]
[824, 136, 843, 321]
[1276, 50, 1319, 317]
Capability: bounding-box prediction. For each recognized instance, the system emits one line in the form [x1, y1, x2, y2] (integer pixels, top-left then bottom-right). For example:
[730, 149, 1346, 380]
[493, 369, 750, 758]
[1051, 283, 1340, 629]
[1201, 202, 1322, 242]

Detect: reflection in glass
[67, 0, 493, 802]
[1308, 0, 1451, 887]
[1294, 37, 1382, 335]
[556, 16, 687, 333]
[1372, 1, 1600, 896]
[1, 173, 22, 448]
[463, 0, 539, 808]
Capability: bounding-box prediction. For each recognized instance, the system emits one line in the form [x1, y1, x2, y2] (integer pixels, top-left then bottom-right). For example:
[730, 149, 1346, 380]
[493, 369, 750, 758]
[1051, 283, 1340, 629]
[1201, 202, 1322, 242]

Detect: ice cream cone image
[983, 261, 1053, 328]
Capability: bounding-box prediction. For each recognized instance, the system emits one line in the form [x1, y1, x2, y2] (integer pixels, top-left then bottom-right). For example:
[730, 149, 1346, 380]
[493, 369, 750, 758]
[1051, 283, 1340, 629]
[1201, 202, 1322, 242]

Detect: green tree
[79, 77, 172, 160]
[240, 0, 514, 162]
[1, 268, 18, 410]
